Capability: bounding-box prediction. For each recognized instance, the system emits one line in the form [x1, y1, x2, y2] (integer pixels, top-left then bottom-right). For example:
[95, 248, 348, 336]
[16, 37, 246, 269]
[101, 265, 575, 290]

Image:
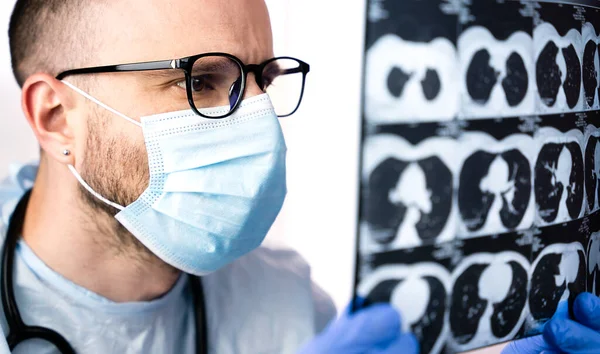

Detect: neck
[21, 157, 180, 302]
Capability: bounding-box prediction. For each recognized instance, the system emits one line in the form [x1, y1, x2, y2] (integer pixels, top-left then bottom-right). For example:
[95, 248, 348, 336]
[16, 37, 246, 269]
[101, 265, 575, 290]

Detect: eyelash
[173, 73, 279, 92]
[174, 76, 209, 91]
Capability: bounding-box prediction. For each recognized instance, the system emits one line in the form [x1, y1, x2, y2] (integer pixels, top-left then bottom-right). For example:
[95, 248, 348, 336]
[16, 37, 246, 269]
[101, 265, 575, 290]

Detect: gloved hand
[501, 333, 558, 354]
[543, 292, 600, 353]
[502, 293, 600, 354]
[297, 299, 419, 354]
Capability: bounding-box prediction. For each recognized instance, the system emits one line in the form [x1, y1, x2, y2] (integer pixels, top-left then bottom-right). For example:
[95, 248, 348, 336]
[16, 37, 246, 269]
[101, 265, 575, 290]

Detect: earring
[62, 149, 71, 156]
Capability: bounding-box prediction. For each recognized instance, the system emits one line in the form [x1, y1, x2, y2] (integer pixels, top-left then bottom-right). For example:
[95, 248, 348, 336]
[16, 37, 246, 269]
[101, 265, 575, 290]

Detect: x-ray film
[355, 1, 600, 353]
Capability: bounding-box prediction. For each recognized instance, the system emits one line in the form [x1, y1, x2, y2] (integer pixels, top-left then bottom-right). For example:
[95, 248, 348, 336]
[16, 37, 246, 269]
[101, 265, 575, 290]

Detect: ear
[21, 73, 77, 164]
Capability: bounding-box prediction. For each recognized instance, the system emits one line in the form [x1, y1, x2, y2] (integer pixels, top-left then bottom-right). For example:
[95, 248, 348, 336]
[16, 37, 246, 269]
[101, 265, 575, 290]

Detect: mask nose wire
[61, 81, 143, 127]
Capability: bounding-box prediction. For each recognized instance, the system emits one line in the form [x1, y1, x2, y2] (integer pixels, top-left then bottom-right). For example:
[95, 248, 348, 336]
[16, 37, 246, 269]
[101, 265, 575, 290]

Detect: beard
[77, 110, 159, 263]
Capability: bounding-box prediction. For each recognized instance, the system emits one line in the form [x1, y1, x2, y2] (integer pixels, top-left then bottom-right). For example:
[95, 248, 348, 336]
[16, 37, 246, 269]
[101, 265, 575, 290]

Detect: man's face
[73, 0, 274, 222]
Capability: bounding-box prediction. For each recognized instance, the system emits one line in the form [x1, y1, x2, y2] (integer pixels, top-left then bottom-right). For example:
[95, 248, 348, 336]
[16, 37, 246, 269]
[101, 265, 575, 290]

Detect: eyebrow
[136, 69, 185, 80]
[134, 60, 239, 80]
[190, 60, 239, 74]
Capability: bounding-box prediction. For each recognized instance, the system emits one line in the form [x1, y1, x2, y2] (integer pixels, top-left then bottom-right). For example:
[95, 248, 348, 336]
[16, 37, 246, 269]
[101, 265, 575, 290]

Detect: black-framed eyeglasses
[56, 53, 310, 119]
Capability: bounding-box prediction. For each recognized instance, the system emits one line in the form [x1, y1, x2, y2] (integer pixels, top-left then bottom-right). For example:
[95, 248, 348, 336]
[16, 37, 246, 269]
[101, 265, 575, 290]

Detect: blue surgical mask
[63, 82, 287, 275]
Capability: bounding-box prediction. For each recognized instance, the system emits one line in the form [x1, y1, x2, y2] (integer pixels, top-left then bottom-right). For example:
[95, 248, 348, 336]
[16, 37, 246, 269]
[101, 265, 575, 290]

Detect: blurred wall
[0, 0, 38, 176]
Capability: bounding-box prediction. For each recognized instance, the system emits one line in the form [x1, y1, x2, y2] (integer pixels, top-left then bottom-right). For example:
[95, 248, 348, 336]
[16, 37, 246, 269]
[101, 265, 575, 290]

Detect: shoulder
[206, 247, 314, 296]
[240, 246, 313, 278]
[0, 163, 37, 233]
[0, 330, 8, 354]
[0, 162, 38, 351]
[245, 247, 337, 331]
[204, 246, 336, 333]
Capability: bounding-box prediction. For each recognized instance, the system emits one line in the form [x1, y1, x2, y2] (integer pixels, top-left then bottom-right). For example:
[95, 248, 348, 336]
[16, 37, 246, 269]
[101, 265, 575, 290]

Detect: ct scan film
[354, 0, 600, 353]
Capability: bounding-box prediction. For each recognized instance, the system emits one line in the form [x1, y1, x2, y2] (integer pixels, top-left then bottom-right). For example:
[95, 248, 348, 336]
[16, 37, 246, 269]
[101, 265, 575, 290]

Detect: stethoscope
[1, 190, 208, 354]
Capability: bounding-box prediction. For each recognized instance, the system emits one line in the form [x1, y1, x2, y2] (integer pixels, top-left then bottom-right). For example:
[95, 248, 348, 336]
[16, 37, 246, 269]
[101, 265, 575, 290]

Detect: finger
[341, 296, 368, 318]
[573, 293, 600, 331]
[347, 296, 366, 314]
[369, 333, 420, 354]
[550, 300, 570, 320]
[331, 304, 402, 349]
[501, 335, 557, 354]
[543, 317, 600, 353]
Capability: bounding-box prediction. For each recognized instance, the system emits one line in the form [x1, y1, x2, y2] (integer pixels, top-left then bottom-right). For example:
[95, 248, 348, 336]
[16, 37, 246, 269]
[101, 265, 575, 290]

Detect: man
[1, 0, 598, 353]
[0, 0, 419, 353]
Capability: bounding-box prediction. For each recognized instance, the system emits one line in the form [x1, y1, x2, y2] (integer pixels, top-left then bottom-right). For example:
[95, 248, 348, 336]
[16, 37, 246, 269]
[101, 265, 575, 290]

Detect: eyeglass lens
[190, 56, 304, 118]
[263, 58, 305, 117]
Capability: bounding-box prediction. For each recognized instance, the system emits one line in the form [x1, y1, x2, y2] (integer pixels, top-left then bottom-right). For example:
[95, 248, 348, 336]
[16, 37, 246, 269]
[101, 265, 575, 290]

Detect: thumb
[501, 335, 558, 354]
[331, 304, 402, 347]
[371, 333, 420, 354]
[573, 293, 600, 331]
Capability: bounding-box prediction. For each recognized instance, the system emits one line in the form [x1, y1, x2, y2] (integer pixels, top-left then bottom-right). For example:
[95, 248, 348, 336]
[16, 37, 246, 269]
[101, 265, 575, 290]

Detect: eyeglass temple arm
[281, 67, 304, 75]
[55, 59, 178, 80]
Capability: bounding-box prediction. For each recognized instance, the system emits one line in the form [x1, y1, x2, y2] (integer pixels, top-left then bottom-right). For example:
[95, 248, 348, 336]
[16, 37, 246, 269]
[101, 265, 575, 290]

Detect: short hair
[9, 0, 94, 87]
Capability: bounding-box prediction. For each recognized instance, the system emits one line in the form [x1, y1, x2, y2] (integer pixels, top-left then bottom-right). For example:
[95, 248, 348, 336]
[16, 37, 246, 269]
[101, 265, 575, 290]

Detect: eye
[176, 75, 215, 93]
[190, 76, 212, 92]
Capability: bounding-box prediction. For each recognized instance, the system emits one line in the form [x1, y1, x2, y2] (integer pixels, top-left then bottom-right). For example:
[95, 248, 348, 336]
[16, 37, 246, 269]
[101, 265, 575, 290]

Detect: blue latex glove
[503, 293, 600, 354]
[297, 299, 419, 354]
[501, 334, 559, 354]
[543, 292, 600, 353]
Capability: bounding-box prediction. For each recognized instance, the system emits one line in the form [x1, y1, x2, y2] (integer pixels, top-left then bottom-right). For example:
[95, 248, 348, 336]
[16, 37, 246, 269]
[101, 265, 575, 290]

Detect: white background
[0, 1, 38, 173]
[0, 1, 502, 352]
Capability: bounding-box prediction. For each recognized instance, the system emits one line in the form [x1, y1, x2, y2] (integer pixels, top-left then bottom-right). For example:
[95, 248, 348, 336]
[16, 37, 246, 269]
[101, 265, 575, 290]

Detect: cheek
[106, 128, 151, 204]
[93, 118, 150, 183]
[101, 73, 192, 117]
[79, 106, 153, 206]
[123, 124, 147, 155]
[114, 122, 150, 174]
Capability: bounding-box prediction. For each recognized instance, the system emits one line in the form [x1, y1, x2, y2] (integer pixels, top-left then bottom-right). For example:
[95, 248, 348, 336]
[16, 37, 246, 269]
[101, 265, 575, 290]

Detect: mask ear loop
[61, 81, 142, 127]
[61, 81, 135, 211]
[67, 165, 125, 211]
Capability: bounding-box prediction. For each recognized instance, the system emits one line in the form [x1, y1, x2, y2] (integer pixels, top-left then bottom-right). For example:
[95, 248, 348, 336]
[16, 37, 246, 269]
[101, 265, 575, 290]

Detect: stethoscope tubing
[1, 190, 208, 354]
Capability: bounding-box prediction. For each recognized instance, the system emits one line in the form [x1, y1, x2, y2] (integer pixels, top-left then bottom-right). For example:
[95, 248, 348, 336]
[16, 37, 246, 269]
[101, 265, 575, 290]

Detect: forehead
[92, 0, 273, 65]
